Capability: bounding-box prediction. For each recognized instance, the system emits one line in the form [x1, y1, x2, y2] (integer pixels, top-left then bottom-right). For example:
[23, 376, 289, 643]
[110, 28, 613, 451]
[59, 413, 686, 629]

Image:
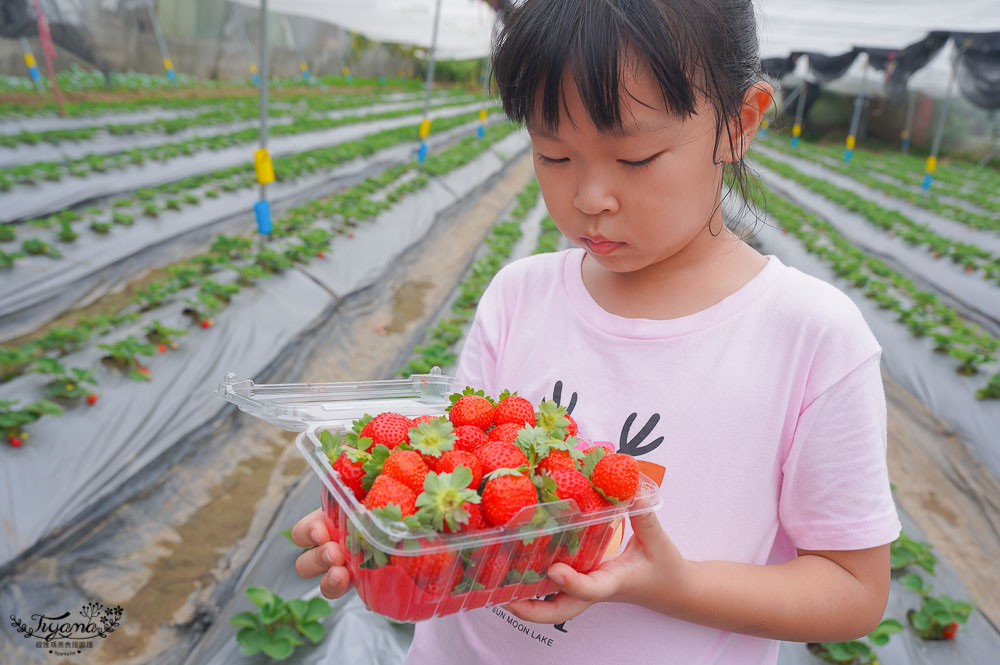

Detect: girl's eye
[536, 154, 568, 166]
[620, 153, 661, 169]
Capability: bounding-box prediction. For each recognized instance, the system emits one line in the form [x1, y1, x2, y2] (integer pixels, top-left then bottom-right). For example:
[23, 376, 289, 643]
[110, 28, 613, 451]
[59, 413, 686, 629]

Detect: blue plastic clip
[254, 200, 273, 234]
[379, 76, 387, 86]
[418, 142, 428, 163]
[921, 174, 933, 191]
[301, 69, 311, 82]
[901, 138, 910, 151]
[790, 136, 799, 148]
[166, 69, 177, 83]
[759, 127, 768, 137]
[477, 125, 485, 139]
[843, 149, 853, 163]
[252, 74, 261, 87]
[28, 66, 41, 82]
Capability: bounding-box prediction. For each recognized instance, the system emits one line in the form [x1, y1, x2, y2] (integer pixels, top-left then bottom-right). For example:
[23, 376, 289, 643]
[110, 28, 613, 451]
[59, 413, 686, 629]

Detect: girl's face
[528, 63, 739, 278]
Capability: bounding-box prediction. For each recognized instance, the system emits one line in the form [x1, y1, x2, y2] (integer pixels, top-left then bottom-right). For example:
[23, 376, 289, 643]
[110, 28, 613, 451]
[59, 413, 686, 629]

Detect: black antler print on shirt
[541, 380, 578, 415]
[618, 412, 664, 456]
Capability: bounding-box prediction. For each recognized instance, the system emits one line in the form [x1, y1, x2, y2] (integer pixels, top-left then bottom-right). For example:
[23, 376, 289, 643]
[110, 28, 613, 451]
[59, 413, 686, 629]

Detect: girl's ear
[725, 80, 775, 162]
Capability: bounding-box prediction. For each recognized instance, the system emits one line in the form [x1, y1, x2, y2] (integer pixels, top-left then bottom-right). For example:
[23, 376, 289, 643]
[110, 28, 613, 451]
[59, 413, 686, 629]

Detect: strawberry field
[1, 36, 1000, 665]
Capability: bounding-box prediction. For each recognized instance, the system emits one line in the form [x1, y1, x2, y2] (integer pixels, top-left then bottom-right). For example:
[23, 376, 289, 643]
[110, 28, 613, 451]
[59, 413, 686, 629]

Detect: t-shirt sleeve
[778, 351, 901, 551]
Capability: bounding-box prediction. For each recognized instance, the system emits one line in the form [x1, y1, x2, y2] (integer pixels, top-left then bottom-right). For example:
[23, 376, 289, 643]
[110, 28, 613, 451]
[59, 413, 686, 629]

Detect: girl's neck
[580, 229, 767, 321]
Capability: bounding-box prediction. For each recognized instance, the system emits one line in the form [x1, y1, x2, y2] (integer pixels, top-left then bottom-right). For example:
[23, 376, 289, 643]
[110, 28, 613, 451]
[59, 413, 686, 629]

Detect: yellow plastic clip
[792, 123, 802, 138]
[418, 118, 432, 139]
[900, 129, 909, 140]
[845, 135, 856, 150]
[925, 155, 937, 174]
[760, 118, 769, 130]
[299, 61, 308, 72]
[478, 108, 488, 123]
[249, 63, 258, 74]
[254, 148, 275, 185]
[24, 53, 37, 68]
[163, 58, 174, 71]
[342, 66, 351, 77]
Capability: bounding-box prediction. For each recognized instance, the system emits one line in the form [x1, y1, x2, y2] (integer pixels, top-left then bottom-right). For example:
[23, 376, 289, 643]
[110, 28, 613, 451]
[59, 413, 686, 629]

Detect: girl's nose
[573, 172, 619, 216]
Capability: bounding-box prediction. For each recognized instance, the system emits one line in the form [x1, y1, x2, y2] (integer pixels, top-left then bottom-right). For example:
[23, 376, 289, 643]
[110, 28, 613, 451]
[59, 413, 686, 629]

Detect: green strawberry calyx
[415, 469, 481, 532]
[408, 419, 456, 458]
[535, 400, 570, 438]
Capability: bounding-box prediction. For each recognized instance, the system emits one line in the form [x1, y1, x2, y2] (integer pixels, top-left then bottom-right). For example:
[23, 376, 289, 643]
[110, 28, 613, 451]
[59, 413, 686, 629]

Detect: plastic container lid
[214, 368, 455, 431]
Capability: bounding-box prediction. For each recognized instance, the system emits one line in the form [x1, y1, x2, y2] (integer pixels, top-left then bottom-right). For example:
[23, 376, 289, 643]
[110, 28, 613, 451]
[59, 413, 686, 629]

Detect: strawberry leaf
[352, 414, 373, 435]
[581, 447, 607, 479]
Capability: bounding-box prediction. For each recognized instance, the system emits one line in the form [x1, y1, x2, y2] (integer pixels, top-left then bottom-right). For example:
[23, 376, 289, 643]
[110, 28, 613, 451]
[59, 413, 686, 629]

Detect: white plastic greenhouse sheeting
[0, 129, 530, 570]
[231, 0, 497, 59]
[756, 0, 1000, 58]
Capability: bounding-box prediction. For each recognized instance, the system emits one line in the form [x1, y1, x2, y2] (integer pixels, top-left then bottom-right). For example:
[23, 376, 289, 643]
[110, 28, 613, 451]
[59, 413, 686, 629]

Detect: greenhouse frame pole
[145, 0, 176, 84]
[977, 112, 998, 167]
[901, 89, 917, 153]
[417, 0, 444, 163]
[252, 0, 274, 246]
[30, 0, 64, 117]
[18, 36, 44, 93]
[236, 6, 261, 86]
[791, 80, 807, 147]
[844, 53, 869, 163]
[922, 39, 961, 191]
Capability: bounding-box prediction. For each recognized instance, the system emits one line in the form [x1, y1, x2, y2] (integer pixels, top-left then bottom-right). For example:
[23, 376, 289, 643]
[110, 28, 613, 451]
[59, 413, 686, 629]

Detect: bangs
[491, 0, 701, 133]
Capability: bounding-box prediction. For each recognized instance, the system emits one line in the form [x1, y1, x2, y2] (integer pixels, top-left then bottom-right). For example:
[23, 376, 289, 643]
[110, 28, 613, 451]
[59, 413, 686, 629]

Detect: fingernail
[548, 571, 565, 586]
[310, 527, 322, 543]
[321, 546, 334, 566]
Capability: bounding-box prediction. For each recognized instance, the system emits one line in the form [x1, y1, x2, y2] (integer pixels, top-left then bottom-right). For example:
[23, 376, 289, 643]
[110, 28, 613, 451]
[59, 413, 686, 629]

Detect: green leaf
[236, 626, 268, 656]
[899, 573, 926, 594]
[273, 624, 305, 646]
[299, 620, 325, 643]
[246, 586, 277, 610]
[286, 598, 308, 620]
[306, 598, 333, 622]
[910, 610, 931, 630]
[260, 636, 295, 660]
[227, 611, 259, 629]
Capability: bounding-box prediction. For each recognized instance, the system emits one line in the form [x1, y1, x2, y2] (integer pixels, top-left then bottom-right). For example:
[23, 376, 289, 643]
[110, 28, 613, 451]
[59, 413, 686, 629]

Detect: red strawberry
[332, 454, 367, 500]
[157, 344, 168, 353]
[316, 251, 325, 258]
[434, 450, 482, 490]
[536, 449, 578, 476]
[591, 453, 639, 502]
[86, 393, 99, 405]
[474, 442, 528, 477]
[942, 622, 959, 639]
[543, 466, 598, 512]
[471, 546, 510, 587]
[493, 393, 536, 428]
[201, 319, 212, 329]
[363, 474, 417, 516]
[420, 563, 463, 597]
[361, 412, 413, 451]
[481, 472, 537, 526]
[411, 415, 442, 427]
[8, 436, 22, 448]
[443, 501, 486, 533]
[564, 413, 578, 438]
[453, 425, 489, 452]
[574, 485, 612, 513]
[487, 422, 522, 445]
[449, 394, 494, 431]
[391, 543, 458, 583]
[382, 449, 430, 494]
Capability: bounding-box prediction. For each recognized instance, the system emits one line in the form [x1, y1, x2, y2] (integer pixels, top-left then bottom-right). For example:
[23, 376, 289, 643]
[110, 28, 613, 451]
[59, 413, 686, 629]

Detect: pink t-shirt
[405, 248, 901, 665]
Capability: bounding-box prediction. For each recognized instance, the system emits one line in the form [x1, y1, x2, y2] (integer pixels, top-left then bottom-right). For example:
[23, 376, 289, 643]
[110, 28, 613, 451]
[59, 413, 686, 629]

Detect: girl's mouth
[583, 236, 623, 255]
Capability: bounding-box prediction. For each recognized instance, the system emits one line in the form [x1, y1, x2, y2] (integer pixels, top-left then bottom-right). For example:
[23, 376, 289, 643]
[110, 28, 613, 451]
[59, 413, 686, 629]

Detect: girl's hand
[291, 508, 353, 599]
[504, 510, 690, 625]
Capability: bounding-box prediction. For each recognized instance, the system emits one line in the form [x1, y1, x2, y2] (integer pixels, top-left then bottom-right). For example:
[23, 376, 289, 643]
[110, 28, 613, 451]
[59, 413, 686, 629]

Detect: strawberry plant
[99, 337, 156, 381]
[113, 212, 134, 226]
[183, 292, 224, 326]
[890, 531, 936, 574]
[0, 399, 63, 445]
[21, 238, 61, 258]
[0, 248, 22, 268]
[32, 326, 90, 355]
[134, 281, 178, 311]
[165, 263, 203, 287]
[255, 248, 294, 274]
[199, 279, 239, 303]
[806, 619, 904, 664]
[900, 573, 973, 640]
[228, 587, 331, 659]
[977, 373, 1000, 400]
[57, 222, 79, 243]
[236, 263, 267, 286]
[89, 221, 112, 234]
[0, 346, 32, 381]
[144, 321, 188, 351]
[0, 225, 15, 242]
[210, 235, 254, 259]
[42, 367, 98, 402]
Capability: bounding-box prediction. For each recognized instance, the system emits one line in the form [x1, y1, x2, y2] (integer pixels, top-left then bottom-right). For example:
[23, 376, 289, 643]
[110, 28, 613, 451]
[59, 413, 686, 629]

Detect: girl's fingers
[319, 567, 353, 600]
[290, 508, 330, 548]
[295, 542, 345, 579]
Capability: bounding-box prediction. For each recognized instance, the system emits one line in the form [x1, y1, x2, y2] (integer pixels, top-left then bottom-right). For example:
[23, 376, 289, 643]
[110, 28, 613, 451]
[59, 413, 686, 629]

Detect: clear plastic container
[217, 369, 663, 622]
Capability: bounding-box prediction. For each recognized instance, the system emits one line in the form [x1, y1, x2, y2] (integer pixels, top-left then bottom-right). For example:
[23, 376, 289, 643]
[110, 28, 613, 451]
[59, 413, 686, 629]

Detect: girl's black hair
[491, 0, 769, 234]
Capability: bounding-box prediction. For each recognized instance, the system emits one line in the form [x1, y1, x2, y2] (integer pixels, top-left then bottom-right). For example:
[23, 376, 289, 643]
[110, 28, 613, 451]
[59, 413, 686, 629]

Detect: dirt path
[33, 154, 534, 665]
[884, 373, 1000, 629]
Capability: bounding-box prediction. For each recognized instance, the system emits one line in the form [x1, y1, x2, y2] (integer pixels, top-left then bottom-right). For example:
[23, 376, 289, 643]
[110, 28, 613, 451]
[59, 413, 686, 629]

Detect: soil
[41, 154, 535, 665]
[884, 373, 1000, 629]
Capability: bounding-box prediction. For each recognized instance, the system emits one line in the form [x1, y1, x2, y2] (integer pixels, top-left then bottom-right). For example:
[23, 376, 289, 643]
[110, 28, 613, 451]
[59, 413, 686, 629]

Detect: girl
[291, 1, 901, 663]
